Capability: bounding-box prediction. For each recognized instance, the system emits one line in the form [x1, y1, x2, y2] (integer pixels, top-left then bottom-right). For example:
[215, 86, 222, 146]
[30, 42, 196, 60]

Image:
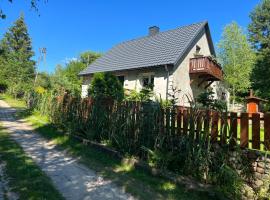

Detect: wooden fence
[176, 108, 270, 151]
[54, 95, 270, 152]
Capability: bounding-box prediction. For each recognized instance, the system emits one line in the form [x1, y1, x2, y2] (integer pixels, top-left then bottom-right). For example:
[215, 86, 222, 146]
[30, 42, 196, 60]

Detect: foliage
[0, 0, 45, 19]
[0, 14, 35, 98]
[197, 90, 227, 111]
[217, 22, 255, 107]
[248, 0, 270, 99]
[89, 72, 124, 101]
[125, 87, 155, 102]
[35, 72, 51, 89]
[49, 51, 100, 96]
[79, 51, 101, 65]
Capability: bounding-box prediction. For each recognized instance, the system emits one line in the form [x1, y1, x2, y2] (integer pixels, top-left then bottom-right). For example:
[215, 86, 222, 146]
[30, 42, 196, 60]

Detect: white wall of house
[172, 30, 213, 106]
[81, 76, 92, 98]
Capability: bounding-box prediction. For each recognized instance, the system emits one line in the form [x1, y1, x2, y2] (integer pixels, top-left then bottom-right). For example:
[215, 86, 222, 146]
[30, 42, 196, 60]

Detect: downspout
[165, 65, 169, 100]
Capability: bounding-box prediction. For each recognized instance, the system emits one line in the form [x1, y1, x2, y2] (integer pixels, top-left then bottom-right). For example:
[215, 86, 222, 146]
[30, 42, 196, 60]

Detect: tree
[89, 72, 124, 101]
[35, 72, 51, 89]
[248, 0, 270, 99]
[79, 51, 101, 66]
[49, 51, 100, 96]
[0, 0, 45, 19]
[217, 22, 255, 108]
[0, 14, 35, 97]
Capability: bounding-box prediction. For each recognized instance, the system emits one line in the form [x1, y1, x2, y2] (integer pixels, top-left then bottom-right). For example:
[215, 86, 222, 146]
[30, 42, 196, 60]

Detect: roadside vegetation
[0, 125, 64, 200]
[0, 94, 219, 200]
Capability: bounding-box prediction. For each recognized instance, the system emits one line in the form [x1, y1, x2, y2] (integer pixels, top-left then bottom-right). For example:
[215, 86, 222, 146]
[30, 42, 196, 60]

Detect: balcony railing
[189, 56, 223, 81]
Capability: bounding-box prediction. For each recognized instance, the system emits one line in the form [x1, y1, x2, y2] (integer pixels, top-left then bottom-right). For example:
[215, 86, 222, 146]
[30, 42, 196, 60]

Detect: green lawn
[0, 93, 222, 200]
[0, 93, 26, 109]
[0, 125, 64, 200]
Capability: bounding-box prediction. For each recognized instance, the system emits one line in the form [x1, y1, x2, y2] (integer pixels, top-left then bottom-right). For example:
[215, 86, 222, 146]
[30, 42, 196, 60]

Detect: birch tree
[217, 22, 255, 109]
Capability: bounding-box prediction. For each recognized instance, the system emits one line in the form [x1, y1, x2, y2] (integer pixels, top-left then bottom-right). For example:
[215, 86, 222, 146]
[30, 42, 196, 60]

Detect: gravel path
[0, 100, 134, 200]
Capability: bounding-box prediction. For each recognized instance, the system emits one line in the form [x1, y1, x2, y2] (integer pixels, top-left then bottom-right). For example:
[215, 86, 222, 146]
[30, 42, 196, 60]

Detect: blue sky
[0, 0, 260, 73]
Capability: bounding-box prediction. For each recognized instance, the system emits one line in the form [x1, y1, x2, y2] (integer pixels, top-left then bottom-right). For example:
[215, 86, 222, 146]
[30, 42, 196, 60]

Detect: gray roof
[79, 21, 214, 75]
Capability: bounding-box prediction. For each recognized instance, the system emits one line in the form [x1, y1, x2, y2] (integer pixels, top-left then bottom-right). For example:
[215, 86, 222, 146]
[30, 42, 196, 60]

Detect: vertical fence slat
[196, 112, 202, 141]
[204, 110, 210, 140]
[264, 113, 270, 150]
[166, 108, 170, 136]
[252, 113, 260, 150]
[230, 112, 237, 146]
[171, 108, 176, 135]
[240, 113, 249, 148]
[211, 111, 219, 142]
[220, 112, 227, 145]
[183, 110, 188, 134]
[177, 108, 182, 135]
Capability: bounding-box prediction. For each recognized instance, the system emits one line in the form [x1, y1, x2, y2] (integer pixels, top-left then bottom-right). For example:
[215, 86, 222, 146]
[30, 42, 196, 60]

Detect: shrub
[0, 82, 7, 93]
[89, 72, 124, 101]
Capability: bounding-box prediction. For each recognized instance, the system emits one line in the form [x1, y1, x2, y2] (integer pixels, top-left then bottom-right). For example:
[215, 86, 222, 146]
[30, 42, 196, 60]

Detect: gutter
[165, 64, 169, 100]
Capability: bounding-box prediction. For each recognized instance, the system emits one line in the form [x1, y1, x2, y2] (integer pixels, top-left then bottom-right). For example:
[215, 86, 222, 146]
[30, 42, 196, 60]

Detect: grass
[0, 93, 221, 200]
[0, 126, 64, 200]
[0, 93, 26, 109]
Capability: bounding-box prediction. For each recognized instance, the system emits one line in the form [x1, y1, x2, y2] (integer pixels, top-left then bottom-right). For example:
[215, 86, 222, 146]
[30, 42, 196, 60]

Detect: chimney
[149, 26, 160, 36]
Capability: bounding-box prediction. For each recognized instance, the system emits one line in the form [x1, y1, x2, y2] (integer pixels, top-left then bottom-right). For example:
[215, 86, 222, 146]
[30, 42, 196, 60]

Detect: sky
[0, 0, 260, 73]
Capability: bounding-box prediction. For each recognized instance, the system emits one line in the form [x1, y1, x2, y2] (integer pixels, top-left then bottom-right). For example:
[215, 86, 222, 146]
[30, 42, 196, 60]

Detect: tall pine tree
[248, 0, 270, 99]
[0, 14, 35, 97]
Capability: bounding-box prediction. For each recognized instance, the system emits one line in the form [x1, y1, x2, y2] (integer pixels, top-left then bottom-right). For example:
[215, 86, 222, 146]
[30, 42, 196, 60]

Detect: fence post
[252, 113, 260, 150]
[240, 113, 249, 148]
[265, 113, 270, 151]
[230, 112, 238, 146]
[211, 111, 219, 142]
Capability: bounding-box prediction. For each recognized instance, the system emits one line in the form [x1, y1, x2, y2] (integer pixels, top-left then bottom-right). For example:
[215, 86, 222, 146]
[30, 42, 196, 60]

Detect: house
[79, 21, 226, 106]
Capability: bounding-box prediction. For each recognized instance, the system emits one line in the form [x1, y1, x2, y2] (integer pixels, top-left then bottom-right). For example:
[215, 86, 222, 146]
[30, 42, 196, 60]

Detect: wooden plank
[252, 113, 260, 150]
[196, 111, 202, 141]
[211, 111, 219, 142]
[176, 108, 182, 135]
[203, 110, 210, 141]
[220, 112, 227, 145]
[160, 108, 165, 135]
[230, 112, 238, 146]
[183, 110, 188, 135]
[264, 113, 270, 150]
[240, 113, 249, 148]
[166, 108, 170, 136]
[171, 108, 176, 135]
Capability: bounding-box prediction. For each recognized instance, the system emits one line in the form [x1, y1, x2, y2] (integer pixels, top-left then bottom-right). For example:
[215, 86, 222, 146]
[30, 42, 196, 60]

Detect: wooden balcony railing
[189, 56, 223, 81]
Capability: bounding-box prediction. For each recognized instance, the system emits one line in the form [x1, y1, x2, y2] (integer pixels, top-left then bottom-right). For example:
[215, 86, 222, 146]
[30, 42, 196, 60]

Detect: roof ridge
[117, 21, 208, 46]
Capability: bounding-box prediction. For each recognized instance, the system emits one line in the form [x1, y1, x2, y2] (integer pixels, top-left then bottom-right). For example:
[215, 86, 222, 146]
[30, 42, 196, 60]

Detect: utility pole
[34, 47, 47, 85]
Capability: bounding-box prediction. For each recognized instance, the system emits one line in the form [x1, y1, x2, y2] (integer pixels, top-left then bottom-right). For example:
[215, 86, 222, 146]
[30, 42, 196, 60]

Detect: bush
[0, 82, 7, 93]
[89, 72, 124, 101]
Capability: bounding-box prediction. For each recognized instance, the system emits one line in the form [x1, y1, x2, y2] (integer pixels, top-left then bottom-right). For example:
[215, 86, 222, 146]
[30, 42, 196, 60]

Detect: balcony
[189, 56, 223, 88]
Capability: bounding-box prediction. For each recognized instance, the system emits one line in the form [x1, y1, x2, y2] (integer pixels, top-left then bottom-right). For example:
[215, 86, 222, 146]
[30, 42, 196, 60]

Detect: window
[142, 74, 154, 89]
